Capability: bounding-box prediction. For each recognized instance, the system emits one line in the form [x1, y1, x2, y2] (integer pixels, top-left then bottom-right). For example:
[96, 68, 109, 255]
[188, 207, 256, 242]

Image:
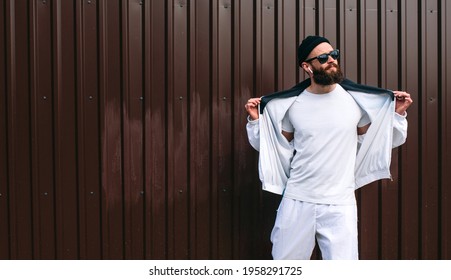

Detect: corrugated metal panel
[442, 0, 451, 259]
[0, 0, 450, 260]
[399, 0, 420, 259]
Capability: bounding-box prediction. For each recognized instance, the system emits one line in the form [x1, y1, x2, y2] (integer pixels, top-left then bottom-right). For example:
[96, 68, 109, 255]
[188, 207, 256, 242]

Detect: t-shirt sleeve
[281, 111, 294, 132]
[358, 110, 371, 127]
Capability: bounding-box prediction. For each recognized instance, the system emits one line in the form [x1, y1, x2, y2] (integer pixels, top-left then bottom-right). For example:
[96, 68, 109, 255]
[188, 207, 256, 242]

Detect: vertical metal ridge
[54, 0, 64, 259]
[421, 0, 440, 260]
[187, 0, 193, 260]
[121, 0, 145, 260]
[232, 0, 240, 260]
[356, 0, 361, 83]
[0, 0, 10, 260]
[75, 0, 86, 260]
[440, 0, 451, 259]
[165, 0, 174, 260]
[163, 0, 169, 260]
[437, 0, 443, 260]
[98, 0, 107, 260]
[121, 0, 131, 260]
[418, 0, 426, 259]
[186, 0, 198, 259]
[210, 0, 218, 259]
[29, 0, 40, 260]
[5, 0, 18, 260]
[143, 0, 151, 260]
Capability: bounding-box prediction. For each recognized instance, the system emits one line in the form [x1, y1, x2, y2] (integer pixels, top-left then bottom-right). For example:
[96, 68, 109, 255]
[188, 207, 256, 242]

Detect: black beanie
[297, 35, 330, 64]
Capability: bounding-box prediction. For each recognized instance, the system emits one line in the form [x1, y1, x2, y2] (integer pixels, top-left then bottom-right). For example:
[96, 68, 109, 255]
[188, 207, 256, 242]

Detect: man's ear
[301, 63, 311, 74]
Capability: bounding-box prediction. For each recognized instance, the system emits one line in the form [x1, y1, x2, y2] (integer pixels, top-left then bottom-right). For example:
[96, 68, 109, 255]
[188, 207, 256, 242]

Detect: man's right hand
[244, 97, 261, 120]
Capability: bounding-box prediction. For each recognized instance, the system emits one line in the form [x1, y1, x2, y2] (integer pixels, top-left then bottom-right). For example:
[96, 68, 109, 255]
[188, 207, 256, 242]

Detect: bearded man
[244, 36, 413, 260]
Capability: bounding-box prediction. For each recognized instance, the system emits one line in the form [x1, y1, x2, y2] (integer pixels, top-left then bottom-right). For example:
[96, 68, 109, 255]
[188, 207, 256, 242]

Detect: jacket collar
[260, 78, 394, 114]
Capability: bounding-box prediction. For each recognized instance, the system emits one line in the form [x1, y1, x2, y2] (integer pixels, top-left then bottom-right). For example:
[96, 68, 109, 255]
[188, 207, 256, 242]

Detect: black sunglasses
[304, 49, 340, 64]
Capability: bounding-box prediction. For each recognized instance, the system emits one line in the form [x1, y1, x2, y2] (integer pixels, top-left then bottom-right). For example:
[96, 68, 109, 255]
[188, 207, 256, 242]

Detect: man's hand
[393, 91, 413, 115]
[245, 97, 261, 120]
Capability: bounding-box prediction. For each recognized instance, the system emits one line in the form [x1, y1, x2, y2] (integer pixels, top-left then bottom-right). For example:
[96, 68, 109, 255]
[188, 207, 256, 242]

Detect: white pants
[270, 197, 358, 260]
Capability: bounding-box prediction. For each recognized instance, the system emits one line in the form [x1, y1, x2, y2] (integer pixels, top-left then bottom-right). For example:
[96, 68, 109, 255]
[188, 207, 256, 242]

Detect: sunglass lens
[330, 50, 339, 60]
[317, 54, 329, 64]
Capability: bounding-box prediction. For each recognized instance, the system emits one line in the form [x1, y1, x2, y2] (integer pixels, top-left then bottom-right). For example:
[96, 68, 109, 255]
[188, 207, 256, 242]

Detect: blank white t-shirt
[281, 84, 370, 205]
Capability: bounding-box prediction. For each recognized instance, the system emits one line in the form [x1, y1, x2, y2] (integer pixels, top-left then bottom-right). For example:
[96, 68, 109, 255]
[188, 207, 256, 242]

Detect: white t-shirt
[281, 84, 370, 205]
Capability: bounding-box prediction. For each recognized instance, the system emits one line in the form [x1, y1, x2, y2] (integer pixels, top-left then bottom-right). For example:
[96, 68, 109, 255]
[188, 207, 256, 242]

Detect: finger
[247, 100, 260, 107]
[399, 95, 413, 103]
[394, 92, 412, 103]
[394, 91, 410, 98]
[248, 97, 262, 102]
[245, 103, 259, 111]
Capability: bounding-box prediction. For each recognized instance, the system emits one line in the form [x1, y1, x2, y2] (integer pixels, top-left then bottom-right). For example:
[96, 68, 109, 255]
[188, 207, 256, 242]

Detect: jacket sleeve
[392, 112, 408, 148]
[357, 112, 408, 149]
[246, 116, 260, 151]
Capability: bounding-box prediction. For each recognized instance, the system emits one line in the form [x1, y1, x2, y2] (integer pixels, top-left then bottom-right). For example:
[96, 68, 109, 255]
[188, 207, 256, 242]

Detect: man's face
[305, 43, 344, 85]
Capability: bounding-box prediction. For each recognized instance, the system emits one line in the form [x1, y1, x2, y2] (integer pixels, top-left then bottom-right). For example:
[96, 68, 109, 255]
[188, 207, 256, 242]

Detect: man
[245, 35, 413, 260]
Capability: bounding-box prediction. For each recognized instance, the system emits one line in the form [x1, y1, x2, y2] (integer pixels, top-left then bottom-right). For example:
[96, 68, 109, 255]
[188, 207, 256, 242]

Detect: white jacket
[246, 82, 408, 195]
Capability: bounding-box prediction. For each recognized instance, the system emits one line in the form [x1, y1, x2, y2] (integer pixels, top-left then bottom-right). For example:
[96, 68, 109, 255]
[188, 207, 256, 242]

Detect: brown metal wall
[0, 0, 450, 260]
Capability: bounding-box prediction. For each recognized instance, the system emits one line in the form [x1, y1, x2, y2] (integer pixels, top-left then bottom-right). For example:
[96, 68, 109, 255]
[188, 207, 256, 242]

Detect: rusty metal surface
[0, 0, 450, 260]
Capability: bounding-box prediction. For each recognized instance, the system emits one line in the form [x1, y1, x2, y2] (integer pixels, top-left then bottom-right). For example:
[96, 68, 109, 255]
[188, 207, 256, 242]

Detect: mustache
[325, 63, 339, 70]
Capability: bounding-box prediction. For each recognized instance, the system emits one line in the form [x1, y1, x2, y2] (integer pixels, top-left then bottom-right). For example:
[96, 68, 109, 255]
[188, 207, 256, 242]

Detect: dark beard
[312, 64, 344, 85]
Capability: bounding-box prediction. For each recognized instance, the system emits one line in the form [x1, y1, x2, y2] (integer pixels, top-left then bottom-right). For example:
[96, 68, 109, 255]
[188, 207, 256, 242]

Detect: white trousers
[270, 197, 358, 260]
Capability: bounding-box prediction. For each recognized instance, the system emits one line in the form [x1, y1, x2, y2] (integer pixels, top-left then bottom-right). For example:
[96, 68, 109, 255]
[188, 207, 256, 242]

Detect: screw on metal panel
[44, 192, 48, 196]
[179, 96, 183, 100]
[42, 0, 46, 4]
[43, 96, 47, 100]
[90, 191, 94, 195]
[89, 95, 93, 100]
[139, 96, 144, 101]
[179, 189, 183, 193]
[88, 0, 92, 4]
[349, 8, 353, 11]
[140, 191, 144, 195]
[222, 96, 227, 101]
[139, 1, 143, 5]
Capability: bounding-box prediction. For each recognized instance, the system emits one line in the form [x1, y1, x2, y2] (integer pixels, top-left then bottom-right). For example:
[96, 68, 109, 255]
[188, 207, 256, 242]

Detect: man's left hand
[393, 91, 413, 115]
